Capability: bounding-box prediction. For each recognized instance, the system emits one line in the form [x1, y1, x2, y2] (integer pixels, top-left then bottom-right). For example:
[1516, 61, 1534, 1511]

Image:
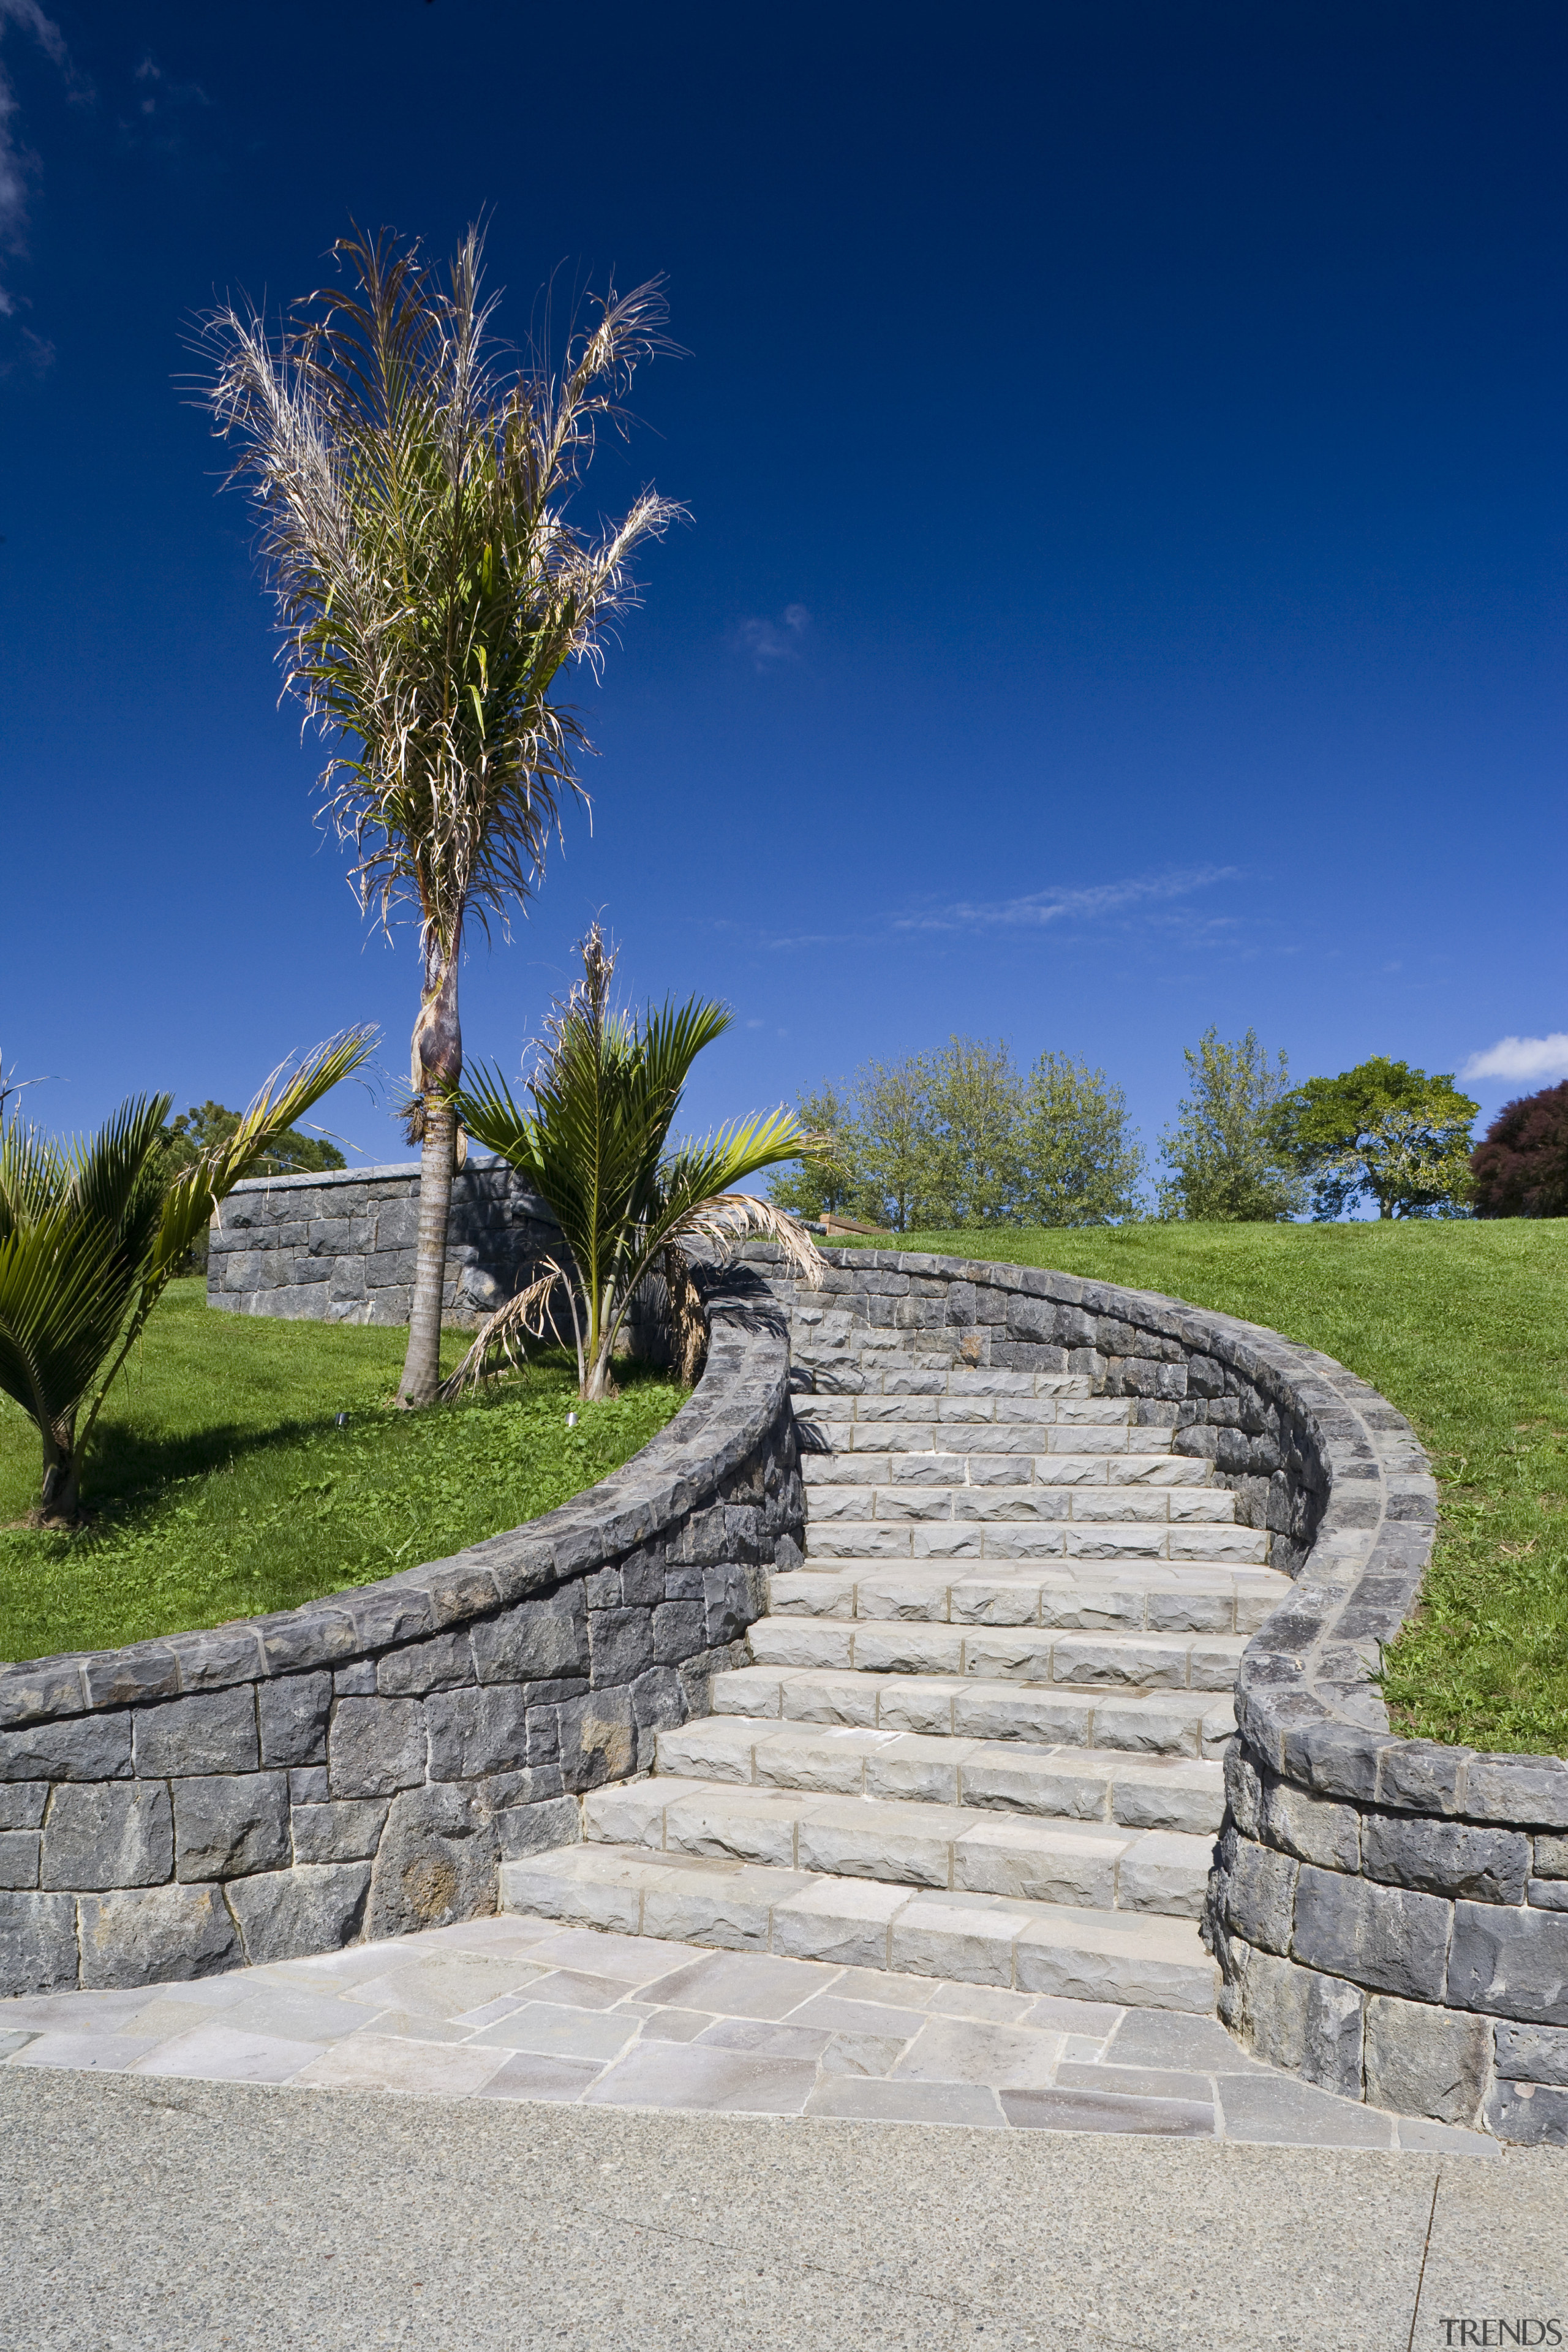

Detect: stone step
[816, 1422, 1182, 1457]
[583, 1777, 1215, 1919]
[799, 1369, 1098, 1404]
[802, 1520, 1270, 1564]
[712, 1664, 1236, 1758]
[768, 1564, 1288, 1637]
[804, 1452, 1215, 1490]
[748, 1616, 1245, 1690]
[798, 1389, 1129, 1428]
[499, 1844, 1219, 2012]
[803, 1477, 1239, 1528]
[654, 1718, 1227, 1833]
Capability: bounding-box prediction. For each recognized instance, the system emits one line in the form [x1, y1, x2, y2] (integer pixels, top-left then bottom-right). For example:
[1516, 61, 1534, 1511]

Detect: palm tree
[449, 929, 824, 1401]
[0, 1033, 373, 1525]
[196, 225, 681, 1406]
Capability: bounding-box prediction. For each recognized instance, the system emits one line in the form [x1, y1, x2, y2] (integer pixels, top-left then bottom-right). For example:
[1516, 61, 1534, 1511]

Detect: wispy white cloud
[1461, 1033, 1568, 1084]
[0, 0, 72, 321]
[891, 865, 1242, 935]
[734, 603, 810, 669]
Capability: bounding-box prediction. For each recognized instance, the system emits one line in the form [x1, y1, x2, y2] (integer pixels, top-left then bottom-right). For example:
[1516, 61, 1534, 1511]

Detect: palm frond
[435, 1262, 565, 1401]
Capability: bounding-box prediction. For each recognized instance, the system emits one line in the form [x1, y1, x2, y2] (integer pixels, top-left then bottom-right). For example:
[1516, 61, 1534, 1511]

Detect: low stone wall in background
[207, 1160, 562, 1327]
[0, 1274, 801, 1999]
[745, 1244, 1568, 2148]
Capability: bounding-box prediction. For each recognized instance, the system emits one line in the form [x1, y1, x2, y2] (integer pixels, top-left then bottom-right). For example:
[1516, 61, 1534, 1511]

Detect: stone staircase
[503, 1341, 1290, 2015]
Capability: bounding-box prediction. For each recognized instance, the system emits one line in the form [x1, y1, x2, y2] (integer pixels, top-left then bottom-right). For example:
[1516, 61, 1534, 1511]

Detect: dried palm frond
[662, 1242, 707, 1387]
[672, 1190, 827, 1286]
[436, 1262, 563, 1401]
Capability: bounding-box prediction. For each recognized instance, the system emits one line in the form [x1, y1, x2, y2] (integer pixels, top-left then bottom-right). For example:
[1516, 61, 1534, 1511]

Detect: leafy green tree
[1017, 1054, 1145, 1224]
[453, 929, 823, 1400]
[0, 1035, 373, 1523]
[922, 1038, 1022, 1226]
[1275, 1058, 1478, 1218]
[851, 1055, 937, 1232]
[161, 1101, 348, 1180]
[767, 1083, 866, 1219]
[1157, 1027, 1303, 1222]
[199, 225, 679, 1409]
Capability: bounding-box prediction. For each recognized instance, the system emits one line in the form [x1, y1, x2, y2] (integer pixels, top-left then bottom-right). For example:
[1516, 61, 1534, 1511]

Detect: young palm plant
[448, 930, 824, 1402]
[0, 1033, 373, 1525]
[197, 224, 680, 1406]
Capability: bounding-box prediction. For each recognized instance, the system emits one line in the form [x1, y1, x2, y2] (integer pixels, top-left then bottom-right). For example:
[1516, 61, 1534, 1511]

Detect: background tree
[767, 1082, 865, 1219]
[0, 1034, 372, 1523]
[850, 1055, 935, 1232]
[1275, 1057, 1477, 1218]
[1471, 1081, 1568, 1218]
[1157, 1027, 1302, 1222]
[452, 929, 823, 1400]
[1017, 1053, 1144, 1224]
[922, 1038, 1020, 1226]
[200, 224, 679, 1408]
[161, 1101, 348, 1179]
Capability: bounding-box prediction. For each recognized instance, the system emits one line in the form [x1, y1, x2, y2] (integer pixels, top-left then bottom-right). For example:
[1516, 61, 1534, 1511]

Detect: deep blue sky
[1, 1, 1564, 1185]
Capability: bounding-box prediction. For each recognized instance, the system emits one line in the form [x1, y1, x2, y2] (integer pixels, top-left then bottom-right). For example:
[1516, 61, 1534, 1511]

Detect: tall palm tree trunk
[399, 955, 462, 1406]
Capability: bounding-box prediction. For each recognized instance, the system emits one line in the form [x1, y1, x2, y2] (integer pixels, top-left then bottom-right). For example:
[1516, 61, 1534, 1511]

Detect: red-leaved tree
[1470, 1082, 1568, 1218]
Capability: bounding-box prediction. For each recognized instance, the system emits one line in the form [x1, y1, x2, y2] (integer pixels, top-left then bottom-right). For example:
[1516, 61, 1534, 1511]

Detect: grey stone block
[289, 1767, 330, 1803]
[257, 1673, 332, 1766]
[289, 1800, 390, 1864]
[1236, 1943, 1365, 2097]
[1493, 2019, 1568, 2086]
[0, 1783, 48, 1830]
[1291, 1863, 1451, 2002]
[1447, 1899, 1568, 2022]
[228, 1863, 372, 1966]
[1363, 1994, 1488, 2125]
[135, 1687, 259, 1776]
[0, 1830, 39, 1888]
[173, 1773, 290, 1880]
[377, 1632, 475, 1697]
[426, 1685, 530, 1780]
[0, 1890, 80, 1995]
[333, 1660, 378, 1697]
[469, 1594, 587, 1685]
[588, 1607, 654, 1687]
[1483, 2078, 1568, 2147]
[78, 1884, 239, 1988]
[556, 1687, 637, 1792]
[703, 1564, 758, 1648]
[328, 1697, 427, 1798]
[1219, 1834, 1298, 1955]
[0, 1714, 131, 1784]
[495, 1793, 580, 1861]
[1259, 1777, 1361, 1873]
[652, 1600, 706, 1664]
[1362, 1812, 1528, 1905]
[40, 1782, 173, 1890]
[1527, 1879, 1568, 1911]
[1536, 1832, 1568, 1879]
[365, 1783, 498, 1940]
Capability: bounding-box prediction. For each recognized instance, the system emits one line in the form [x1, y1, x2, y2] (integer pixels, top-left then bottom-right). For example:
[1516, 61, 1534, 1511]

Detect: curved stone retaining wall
[0, 1274, 801, 1999]
[745, 1245, 1568, 2147]
[208, 1161, 562, 1325]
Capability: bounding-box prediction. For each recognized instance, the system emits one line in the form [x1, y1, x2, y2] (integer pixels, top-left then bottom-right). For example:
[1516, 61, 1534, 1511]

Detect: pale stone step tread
[654, 1719, 1226, 1833]
[748, 1615, 1246, 1692]
[584, 1776, 1213, 1917]
[768, 1565, 1287, 1637]
[802, 1522, 1270, 1564]
[499, 1843, 1218, 2012]
[712, 1664, 1236, 1758]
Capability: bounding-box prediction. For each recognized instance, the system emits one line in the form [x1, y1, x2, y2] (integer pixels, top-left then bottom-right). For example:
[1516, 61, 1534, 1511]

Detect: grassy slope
[0, 1281, 687, 1665]
[843, 1223, 1568, 1757]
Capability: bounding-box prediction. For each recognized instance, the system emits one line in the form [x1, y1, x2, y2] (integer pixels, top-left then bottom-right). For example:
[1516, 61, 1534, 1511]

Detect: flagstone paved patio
[0, 1909, 1496, 2150]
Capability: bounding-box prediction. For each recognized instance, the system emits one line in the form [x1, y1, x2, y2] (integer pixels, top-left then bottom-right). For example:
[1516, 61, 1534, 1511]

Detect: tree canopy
[1470, 1081, 1568, 1219]
[160, 1101, 348, 1180]
[1156, 1028, 1302, 1223]
[1275, 1057, 1477, 1218]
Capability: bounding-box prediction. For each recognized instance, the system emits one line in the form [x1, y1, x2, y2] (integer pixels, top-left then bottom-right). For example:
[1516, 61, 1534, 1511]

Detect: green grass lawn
[844, 1223, 1568, 1757]
[0, 1280, 688, 1665]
